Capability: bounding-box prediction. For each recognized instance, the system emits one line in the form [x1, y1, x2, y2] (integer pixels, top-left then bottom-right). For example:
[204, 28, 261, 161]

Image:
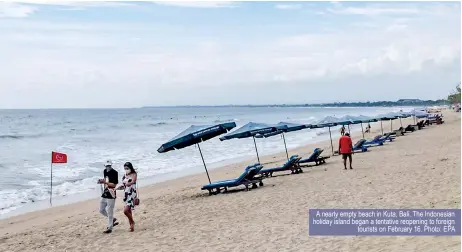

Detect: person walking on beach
[98, 160, 119, 234]
[117, 162, 138, 232]
[340, 125, 345, 136]
[338, 133, 353, 170]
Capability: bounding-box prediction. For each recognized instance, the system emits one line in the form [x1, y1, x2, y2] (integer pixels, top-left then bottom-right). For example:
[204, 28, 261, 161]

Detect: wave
[133, 122, 169, 128]
[149, 122, 167, 127]
[213, 119, 236, 123]
[0, 134, 42, 140]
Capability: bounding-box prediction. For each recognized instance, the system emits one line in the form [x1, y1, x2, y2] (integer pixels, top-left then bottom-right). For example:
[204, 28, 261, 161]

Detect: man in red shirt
[338, 132, 353, 170]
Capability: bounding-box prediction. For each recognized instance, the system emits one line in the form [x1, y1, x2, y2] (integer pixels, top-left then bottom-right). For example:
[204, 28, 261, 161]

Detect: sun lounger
[298, 148, 330, 166]
[393, 127, 405, 136]
[353, 139, 368, 152]
[379, 133, 394, 142]
[259, 155, 303, 177]
[201, 163, 264, 195]
[417, 120, 425, 128]
[405, 124, 417, 132]
[364, 135, 385, 145]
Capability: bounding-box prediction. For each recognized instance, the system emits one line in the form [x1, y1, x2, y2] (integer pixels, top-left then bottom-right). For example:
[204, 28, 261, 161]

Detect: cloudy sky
[0, 1, 460, 108]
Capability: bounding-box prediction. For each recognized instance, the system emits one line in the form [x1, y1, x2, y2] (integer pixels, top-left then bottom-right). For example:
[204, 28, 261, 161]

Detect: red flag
[52, 151, 67, 163]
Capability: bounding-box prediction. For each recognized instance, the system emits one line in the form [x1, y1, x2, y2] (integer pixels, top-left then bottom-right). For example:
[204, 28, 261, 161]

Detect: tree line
[447, 83, 461, 104]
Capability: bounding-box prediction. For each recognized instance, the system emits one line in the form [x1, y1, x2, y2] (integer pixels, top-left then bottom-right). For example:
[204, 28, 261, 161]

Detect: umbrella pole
[282, 133, 289, 161]
[390, 119, 392, 132]
[380, 120, 383, 135]
[252, 136, 260, 163]
[361, 123, 364, 139]
[400, 117, 403, 128]
[328, 127, 334, 156]
[347, 124, 351, 134]
[196, 143, 211, 184]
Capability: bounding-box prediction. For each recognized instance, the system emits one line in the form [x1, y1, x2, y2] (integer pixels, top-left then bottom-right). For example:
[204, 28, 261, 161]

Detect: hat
[105, 160, 113, 167]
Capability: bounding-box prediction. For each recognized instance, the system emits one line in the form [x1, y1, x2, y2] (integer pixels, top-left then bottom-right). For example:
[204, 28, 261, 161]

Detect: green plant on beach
[447, 83, 461, 104]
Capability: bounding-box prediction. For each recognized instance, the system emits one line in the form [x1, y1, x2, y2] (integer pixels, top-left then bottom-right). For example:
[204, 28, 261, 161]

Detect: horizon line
[0, 99, 448, 110]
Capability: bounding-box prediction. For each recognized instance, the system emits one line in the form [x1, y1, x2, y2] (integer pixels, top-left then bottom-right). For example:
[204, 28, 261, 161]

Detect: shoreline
[0, 112, 460, 251]
[1, 121, 366, 219]
[0, 115, 425, 225]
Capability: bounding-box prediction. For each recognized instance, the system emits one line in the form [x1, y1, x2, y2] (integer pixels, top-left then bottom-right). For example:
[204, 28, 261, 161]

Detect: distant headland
[142, 99, 448, 109]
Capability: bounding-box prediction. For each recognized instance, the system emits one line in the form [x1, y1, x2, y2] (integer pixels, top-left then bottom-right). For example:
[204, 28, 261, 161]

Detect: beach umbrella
[312, 116, 353, 155]
[347, 115, 379, 139]
[393, 111, 411, 128]
[376, 113, 402, 134]
[402, 110, 428, 124]
[254, 122, 308, 161]
[220, 122, 285, 163]
[379, 112, 409, 132]
[157, 122, 236, 184]
[340, 115, 377, 139]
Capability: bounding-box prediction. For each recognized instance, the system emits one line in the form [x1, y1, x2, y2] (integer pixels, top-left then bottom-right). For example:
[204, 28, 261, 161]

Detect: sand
[0, 112, 460, 252]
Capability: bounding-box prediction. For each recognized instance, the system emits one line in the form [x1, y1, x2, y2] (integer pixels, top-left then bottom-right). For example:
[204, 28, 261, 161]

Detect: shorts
[342, 153, 352, 160]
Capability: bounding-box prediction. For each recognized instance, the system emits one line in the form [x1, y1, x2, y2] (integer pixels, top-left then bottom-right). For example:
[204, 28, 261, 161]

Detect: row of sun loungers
[201, 149, 331, 195]
[201, 116, 442, 195]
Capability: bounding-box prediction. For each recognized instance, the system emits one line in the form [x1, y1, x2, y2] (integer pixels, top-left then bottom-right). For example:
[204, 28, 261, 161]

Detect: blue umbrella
[255, 122, 308, 161]
[376, 113, 399, 134]
[311, 116, 353, 155]
[403, 109, 429, 124]
[340, 115, 378, 139]
[158, 122, 236, 184]
[377, 112, 413, 134]
[220, 122, 286, 163]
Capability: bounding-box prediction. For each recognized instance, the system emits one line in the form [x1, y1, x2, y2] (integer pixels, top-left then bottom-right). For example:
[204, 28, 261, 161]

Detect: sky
[0, 1, 460, 108]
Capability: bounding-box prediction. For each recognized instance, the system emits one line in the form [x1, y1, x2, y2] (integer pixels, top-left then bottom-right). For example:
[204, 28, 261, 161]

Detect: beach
[0, 106, 406, 216]
[0, 112, 460, 252]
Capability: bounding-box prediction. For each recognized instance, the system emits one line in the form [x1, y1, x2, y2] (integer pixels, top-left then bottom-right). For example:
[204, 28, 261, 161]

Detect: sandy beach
[0, 112, 460, 252]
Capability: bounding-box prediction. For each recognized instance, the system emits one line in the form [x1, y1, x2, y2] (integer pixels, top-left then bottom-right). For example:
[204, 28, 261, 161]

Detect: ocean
[0, 106, 408, 217]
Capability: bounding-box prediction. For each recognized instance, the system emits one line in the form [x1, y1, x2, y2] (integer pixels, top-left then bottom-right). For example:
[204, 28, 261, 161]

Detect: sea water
[0, 106, 408, 217]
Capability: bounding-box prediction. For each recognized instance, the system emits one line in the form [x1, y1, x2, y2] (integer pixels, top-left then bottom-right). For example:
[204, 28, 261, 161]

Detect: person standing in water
[117, 162, 138, 232]
[338, 133, 353, 170]
[98, 160, 119, 234]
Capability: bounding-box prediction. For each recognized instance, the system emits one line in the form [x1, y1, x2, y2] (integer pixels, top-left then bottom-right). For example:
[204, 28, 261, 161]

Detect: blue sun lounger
[298, 148, 330, 166]
[364, 135, 387, 146]
[353, 139, 368, 152]
[259, 155, 303, 177]
[201, 163, 264, 195]
[364, 135, 385, 145]
[380, 133, 394, 142]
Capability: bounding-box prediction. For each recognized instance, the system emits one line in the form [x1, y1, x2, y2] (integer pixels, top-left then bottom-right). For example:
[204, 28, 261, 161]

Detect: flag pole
[50, 152, 53, 206]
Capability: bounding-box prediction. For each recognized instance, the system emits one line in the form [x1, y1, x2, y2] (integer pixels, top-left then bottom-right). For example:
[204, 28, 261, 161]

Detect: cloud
[153, 1, 235, 8]
[329, 6, 421, 16]
[274, 4, 302, 10]
[4, 0, 235, 8]
[0, 2, 460, 108]
[327, 2, 460, 17]
[0, 2, 37, 18]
